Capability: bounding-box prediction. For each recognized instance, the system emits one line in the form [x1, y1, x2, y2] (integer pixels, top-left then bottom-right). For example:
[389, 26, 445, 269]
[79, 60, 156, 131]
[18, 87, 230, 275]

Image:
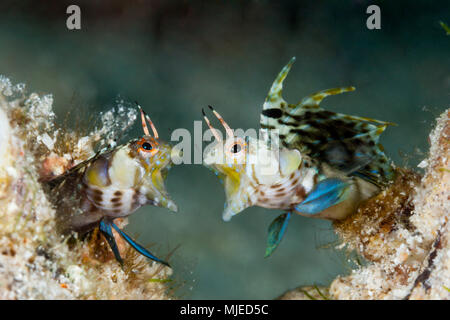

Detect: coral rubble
[0, 76, 173, 299]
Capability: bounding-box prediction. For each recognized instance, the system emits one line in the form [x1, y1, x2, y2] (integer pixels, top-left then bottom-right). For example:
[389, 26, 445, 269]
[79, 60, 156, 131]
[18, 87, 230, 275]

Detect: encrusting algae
[279, 109, 449, 300]
[0, 76, 174, 299]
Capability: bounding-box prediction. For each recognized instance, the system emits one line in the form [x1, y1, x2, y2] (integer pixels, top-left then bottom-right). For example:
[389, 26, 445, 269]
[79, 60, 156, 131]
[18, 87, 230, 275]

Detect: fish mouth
[165, 199, 178, 212]
[147, 188, 178, 213]
[144, 159, 178, 213]
[222, 205, 237, 222]
[159, 166, 178, 213]
[222, 195, 251, 222]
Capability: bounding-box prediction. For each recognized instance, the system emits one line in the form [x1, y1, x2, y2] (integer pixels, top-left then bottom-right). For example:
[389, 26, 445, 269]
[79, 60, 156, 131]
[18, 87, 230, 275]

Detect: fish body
[202, 58, 394, 256]
[47, 106, 176, 266]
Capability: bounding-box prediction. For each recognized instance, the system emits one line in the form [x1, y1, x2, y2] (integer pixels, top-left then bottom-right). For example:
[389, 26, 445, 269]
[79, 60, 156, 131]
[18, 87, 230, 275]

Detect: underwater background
[0, 0, 448, 299]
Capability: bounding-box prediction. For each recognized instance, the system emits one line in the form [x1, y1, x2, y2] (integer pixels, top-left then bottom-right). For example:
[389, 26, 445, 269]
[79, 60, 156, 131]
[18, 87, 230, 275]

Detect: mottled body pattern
[203, 57, 394, 256]
[260, 57, 394, 185]
[46, 106, 176, 265]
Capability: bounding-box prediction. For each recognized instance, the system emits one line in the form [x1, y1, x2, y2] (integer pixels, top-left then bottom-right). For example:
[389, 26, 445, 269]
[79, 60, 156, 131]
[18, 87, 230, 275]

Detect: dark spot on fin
[262, 108, 283, 119]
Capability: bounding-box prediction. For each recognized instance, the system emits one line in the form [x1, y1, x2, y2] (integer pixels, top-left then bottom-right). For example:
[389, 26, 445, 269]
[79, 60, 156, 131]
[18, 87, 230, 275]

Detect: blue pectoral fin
[265, 212, 292, 258]
[99, 220, 124, 266]
[295, 178, 350, 215]
[110, 222, 170, 268]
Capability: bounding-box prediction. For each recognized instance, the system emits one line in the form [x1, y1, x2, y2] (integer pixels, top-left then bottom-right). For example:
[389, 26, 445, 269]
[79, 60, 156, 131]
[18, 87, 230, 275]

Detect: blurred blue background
[0, 0, 448, 299]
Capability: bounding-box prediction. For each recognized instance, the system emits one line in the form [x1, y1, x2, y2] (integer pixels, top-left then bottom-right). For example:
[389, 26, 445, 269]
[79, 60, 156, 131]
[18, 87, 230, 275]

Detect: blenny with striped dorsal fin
[46, 104, 177, 266]
[202, 58, 395, 257]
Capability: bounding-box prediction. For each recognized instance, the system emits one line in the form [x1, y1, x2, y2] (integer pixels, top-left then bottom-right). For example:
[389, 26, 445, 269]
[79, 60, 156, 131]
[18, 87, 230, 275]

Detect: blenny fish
[46, 105, 177, 266]
[202, 57, 395, 257]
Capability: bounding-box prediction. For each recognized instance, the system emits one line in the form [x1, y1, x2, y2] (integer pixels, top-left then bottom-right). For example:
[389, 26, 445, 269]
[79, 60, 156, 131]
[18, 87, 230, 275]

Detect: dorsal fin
[259, 59, 395, 185]
[263, 57, 296, 110]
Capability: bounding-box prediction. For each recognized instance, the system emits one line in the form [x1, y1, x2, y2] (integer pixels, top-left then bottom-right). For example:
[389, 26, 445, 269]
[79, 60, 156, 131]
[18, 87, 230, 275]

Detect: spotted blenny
[46, 105, 177, 266]
[202, 57, 395, 257]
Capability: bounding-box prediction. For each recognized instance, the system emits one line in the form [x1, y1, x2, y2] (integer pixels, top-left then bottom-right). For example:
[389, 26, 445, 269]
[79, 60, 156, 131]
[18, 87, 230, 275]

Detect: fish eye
[231, 143, 241, 154]
[142, 142, 153, 151]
